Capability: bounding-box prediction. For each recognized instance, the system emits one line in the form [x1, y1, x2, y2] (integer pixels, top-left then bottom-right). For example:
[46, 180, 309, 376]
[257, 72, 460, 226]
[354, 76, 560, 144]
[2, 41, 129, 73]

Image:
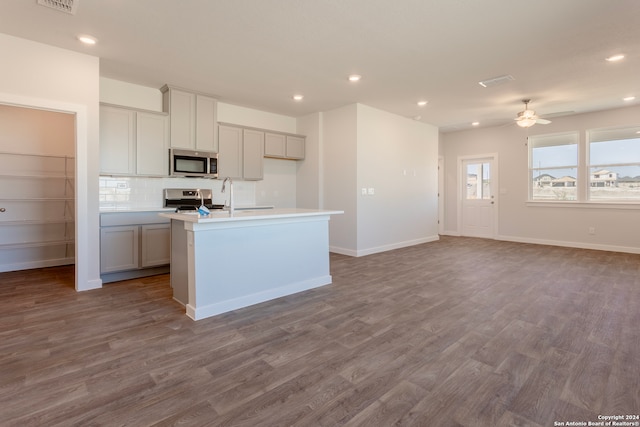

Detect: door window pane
[467, 162, 491, 200]
[466, 164, 479, 199]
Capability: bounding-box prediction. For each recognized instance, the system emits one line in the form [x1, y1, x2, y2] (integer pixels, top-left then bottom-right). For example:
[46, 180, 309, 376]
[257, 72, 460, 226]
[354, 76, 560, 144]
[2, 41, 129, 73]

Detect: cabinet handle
[0, 208, 5, 212]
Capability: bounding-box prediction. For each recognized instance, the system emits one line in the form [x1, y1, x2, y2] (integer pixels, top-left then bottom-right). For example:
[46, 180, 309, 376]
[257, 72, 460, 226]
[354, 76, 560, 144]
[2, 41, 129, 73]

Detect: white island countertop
[159, 208, 343, 224]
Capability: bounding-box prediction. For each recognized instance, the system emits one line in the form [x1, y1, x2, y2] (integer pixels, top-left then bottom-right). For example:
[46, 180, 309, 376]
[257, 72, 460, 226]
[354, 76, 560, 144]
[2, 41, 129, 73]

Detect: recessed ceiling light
[606, 54, 625, 62]
[472, 122, 480, 126]
[77, 34, 97, 45]
[623, 96, 635, 101]
[292, 94, 304, 101]
[348, 74, 361, 82]
[417, 101, 428, 107]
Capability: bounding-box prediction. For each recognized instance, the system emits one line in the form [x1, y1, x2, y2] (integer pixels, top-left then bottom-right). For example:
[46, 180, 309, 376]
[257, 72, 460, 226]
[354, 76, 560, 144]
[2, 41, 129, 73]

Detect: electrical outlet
[588, 227, 596, 235]
[361, 188, 367, 195]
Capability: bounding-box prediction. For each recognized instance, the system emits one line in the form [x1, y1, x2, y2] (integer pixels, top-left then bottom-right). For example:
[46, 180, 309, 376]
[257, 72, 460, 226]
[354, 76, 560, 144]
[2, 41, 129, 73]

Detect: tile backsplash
[99, 176, 256, 210]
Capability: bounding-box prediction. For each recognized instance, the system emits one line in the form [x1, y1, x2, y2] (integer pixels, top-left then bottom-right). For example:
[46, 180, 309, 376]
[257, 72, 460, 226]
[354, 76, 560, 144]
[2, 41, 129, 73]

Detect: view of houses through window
[530, 132, 578, 201]
[529, 126, 640, 202]
[588, 126, 640, 201]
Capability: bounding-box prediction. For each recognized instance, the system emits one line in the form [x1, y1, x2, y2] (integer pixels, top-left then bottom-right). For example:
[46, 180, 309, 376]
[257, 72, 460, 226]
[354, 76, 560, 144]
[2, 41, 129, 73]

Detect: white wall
[296, 112, 323, 209]
[0, 104, 75, 156]
[320, 103, 440, 256]
[323, 104, 359, 253]
[0, 33, 101, 291]
[100, 78, 162, 112]
[356, 104, 439, 255]
[442, 104, 640, 254]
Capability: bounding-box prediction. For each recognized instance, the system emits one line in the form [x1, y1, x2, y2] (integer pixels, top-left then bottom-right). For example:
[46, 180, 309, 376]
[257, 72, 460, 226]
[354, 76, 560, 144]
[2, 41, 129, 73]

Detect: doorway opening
[0, 104, 76, 286]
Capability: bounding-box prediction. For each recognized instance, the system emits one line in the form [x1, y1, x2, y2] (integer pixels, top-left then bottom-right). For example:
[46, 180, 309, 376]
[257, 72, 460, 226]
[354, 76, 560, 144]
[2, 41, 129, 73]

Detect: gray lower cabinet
[100, 225, 139, 273]
[100, 212, 170, 283]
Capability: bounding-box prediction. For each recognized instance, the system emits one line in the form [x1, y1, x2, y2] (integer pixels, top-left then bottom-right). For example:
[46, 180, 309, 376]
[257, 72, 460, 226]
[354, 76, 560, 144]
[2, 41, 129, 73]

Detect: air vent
[479, 74, 515, 88]
[37, 0, 78, 15]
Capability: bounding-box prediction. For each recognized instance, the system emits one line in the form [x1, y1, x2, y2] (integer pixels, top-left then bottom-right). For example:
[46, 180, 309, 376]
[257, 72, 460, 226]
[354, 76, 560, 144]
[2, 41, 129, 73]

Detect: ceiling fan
[515, 99, 551, 128]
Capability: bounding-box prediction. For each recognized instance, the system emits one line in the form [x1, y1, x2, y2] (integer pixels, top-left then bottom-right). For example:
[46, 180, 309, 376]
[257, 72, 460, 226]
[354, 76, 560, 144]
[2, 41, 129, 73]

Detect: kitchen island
[159, 208, 343, 320]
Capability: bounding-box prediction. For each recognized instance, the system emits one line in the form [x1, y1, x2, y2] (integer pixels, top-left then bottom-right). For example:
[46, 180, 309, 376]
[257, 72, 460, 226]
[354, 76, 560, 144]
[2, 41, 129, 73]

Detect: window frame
[528, 131, 580, 202]
[587, 125, 640, 202]
[527, 125, 640, 208]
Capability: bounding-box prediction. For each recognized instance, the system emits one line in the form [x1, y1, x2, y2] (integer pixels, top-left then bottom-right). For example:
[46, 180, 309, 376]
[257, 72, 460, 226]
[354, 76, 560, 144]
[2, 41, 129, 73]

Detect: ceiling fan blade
[536, 118, 551, 124]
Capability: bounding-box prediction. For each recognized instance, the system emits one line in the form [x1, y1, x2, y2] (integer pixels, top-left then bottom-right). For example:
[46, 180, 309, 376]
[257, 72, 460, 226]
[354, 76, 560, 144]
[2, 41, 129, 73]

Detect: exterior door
[461, 157, 496, 238]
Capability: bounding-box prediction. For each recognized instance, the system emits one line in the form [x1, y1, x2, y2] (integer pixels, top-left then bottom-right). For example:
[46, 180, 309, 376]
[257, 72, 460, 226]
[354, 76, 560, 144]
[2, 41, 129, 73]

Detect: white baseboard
[329, 246, 358, 256]
[330, 235, 440, 258]
[80, 278, 103, 291]
[496, 234, 640, 255]
[186, 275, 332, 321]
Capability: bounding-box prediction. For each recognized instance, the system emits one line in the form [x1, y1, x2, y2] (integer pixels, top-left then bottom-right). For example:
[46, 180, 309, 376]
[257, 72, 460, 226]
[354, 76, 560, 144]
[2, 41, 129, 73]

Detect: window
[466, 162, 491, 200]
[588, 126, 640, 201]
[529, 132, 579, 201]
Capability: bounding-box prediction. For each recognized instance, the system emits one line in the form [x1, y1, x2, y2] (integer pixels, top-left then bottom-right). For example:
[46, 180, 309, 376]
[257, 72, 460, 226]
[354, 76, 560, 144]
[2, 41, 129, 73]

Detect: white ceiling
[2, 0, 639, 132]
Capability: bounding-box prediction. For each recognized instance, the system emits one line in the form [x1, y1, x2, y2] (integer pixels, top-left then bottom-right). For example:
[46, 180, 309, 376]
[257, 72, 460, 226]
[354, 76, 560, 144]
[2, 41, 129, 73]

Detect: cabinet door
[195, 95, 218, 152]
[218, 125, 243, 179]
[100, 226, 139, 273]
[264, 132, 286, 158]
[243, 129, 264, 180]
[136, 112, 169, 176]
[141, 224, 170, 267]
[286, 136, 305, 159]
[100, 106, 135, 174]
[167, 89, 195, 149]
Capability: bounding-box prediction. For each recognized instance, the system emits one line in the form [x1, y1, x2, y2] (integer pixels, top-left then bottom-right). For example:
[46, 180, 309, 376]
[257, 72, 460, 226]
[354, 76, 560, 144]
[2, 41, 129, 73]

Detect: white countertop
[100, 205, 274, 214]
[159, 208, 343, 223]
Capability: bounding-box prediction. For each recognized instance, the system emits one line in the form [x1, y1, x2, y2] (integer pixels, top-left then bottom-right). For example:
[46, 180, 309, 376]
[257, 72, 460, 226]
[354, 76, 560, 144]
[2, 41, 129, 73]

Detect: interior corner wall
[0, 32, 101, 290]
[296, 112, 323, 209]
[355, 104, 439, 255]
[441, 104, 640, 254]
[322, 104, 358, 255]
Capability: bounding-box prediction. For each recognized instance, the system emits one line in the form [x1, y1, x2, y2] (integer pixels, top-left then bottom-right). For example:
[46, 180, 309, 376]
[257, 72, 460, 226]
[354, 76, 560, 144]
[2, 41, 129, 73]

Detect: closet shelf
[0, 151, 75, 160]
[0, 173, 75, 179]
[0, 239, 75, 250]
[0, 197, 75, 202]
[0, 151, 75, 271]
[0, 219, 74, 226]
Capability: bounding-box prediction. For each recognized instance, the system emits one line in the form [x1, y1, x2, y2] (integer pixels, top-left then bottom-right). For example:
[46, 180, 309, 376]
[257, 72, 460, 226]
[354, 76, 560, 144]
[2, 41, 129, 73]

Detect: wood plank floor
[1, 236, 639, 426]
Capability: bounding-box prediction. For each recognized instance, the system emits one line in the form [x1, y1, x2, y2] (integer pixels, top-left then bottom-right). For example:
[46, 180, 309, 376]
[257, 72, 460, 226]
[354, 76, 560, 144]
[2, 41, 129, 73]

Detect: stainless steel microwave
[169, 149, 218, 178]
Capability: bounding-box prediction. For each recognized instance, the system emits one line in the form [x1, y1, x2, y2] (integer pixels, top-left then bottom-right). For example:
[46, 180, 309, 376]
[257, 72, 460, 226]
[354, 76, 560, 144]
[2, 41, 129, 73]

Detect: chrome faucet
[221, 177, 234, 214]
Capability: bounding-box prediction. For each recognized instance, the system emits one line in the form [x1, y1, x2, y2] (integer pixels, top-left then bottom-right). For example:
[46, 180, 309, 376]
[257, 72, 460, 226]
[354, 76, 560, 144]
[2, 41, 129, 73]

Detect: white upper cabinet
[136, 111, 170, 176]
[264, 132, 305, 160]
[264, 132, 286, 158]
[217, 124, 264, 180]
[285, 135, 305, 160]
[161, 85, 218, 153]
[218, 125, 243, 179]
[100, 105, 135, 175]
[100, 104, 168, 176]
[242, 128, 264, 181]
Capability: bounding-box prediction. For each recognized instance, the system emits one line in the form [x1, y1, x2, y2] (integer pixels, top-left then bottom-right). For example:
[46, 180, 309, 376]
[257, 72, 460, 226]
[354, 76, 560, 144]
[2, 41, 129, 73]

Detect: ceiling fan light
[517, 118, 536, 128]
